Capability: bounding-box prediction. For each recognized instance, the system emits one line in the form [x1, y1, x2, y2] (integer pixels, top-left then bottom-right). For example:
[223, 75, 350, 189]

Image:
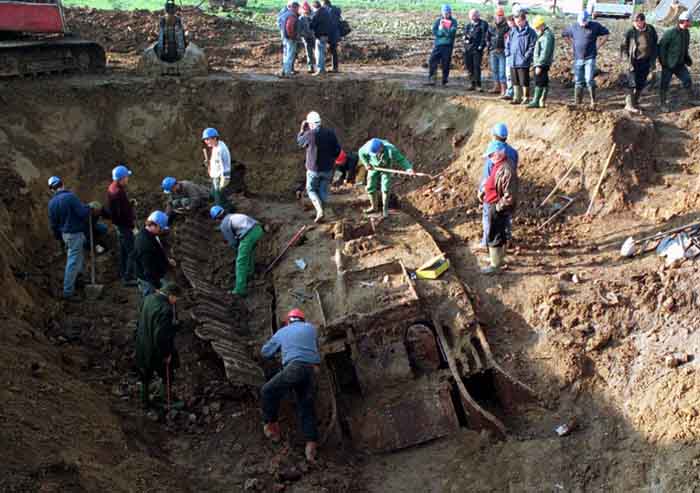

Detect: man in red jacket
[107, 164, 137, 286]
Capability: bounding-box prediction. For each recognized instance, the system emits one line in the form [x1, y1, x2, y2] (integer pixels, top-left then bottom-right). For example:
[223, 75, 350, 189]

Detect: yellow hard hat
[533, 15, 546, 29]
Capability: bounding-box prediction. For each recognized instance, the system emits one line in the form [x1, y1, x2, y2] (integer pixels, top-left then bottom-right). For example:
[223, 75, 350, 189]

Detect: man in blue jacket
[562, 11, 609, 107]
[311, 0, 332, 75]
[427, 4, 458, 86]
[297, 111, 341, 222]
[48, 176, 99, 300]
[506, 13, 537, 104]
[261, 308, 321, 463]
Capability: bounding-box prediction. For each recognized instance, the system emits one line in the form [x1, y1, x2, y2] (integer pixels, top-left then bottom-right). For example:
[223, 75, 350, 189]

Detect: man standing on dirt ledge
[48, 176, 101, 301]
[463, 9, 489, 92]
[297, 111, 341, 223]
[621, 13, 658, 113]
[278, 1, 300, 78]
[427, 4, 458, 87]
[658, 11, 695, 111]
[260, 308, 321, 463]
[106, 164, 137, 287]
[202, 127, 231, 209]
[359, 138, 415, 218]
[562, 11, 609, 108]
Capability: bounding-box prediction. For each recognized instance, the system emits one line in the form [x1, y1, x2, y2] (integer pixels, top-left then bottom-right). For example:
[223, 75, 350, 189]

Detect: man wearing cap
[136, 280, 181, 410]
[621, 13, 658, 113]
[464, 9, 490, 91]
[201, 127, 232, 208]
[478, 141, 517, 274]
[311, 0, 331, 75]
[658, 11, 694, 110]
[488, 6, 509, 95]
[106, 164, 136, 286]
[562, 11, 609, 107]
[475, 124, 519, 251]
[298, 2, 316, 73]
[48, 176, 101, 301]
[297, 111, 341, 223]
[279, 1, 300, 77]
[528, 15, 555, 109]
[210, 207, 264, 297]
[506, 12, 537, 104]
[260, 308, 321, 463]
[132, 210, 172, 306]
[333, 149, 360, 186]
[161, 177, 210, 219]
[358, 138, 415, 218]
[427, 4, 458, 86]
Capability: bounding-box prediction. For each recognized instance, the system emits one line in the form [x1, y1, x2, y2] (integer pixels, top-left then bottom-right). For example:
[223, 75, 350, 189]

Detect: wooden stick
[371, 166, 435, 179]
[540, 151, 586, 207]
[586, 144, 617, 216]
[538, 197, 576, 231]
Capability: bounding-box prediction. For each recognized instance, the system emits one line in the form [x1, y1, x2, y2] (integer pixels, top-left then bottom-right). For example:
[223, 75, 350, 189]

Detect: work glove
[130, 198, 138, 207]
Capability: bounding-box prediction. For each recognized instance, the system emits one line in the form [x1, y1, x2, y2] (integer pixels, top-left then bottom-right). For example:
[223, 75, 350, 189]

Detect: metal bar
[538, 196, 575, 231]
[540, 151, 586, 207]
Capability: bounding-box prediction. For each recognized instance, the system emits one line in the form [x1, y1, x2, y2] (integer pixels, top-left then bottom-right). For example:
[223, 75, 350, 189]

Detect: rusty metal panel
[347, 382, 458, 452]
[354, 338, 413, 393]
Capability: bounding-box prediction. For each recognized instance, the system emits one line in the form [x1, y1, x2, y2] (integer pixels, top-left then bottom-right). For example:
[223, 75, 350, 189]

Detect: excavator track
[0, 37, 105, 77]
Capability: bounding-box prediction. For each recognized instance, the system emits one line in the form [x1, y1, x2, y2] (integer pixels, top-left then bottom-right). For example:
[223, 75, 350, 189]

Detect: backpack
[339, 19, 351, 37]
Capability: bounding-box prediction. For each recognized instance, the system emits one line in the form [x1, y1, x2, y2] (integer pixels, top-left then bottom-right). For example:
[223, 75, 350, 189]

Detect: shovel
[85, 214, 104, 299]
[620, 220, 700, 258]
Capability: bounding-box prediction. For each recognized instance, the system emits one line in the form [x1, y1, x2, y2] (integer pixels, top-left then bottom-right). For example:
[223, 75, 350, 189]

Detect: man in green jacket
[136, 281, 180, 409]
[358, 138, 415, 218]
[658, 11, 694, 109]
[528, 15, 555, 108]
[427, 4, 458, 86]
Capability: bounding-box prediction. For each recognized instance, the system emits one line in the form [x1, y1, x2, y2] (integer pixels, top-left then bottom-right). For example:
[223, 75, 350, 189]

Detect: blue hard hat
[202, 127, 220, 140]
[48, 176, 62, 188]
[441, 4, 451, 14]
[483, 140, 507, 157]
[369, 138, 383, 154]
[210, 205, 225, 220]
[578, 10, 590, 24]
[112, 164, 132, 181]
[162, 176, 177, 193]
[491, 123, 508, 139]
[147, 210, 169, 230]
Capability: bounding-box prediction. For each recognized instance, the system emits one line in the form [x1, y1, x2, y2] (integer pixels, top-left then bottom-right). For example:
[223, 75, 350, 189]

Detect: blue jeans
[490, 52, 506, 83]
[306, 170, 333, 204]
[261, 361, 318, 441]
[62, 232, 85, 297]
[282, 37, 297, 75]
[315, 36, 328, 72]
[574, 58, 596, 89]
[116, 226, 134, 281]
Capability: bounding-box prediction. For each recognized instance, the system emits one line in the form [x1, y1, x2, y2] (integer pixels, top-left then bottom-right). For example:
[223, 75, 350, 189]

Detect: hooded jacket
[506, 22, 537, 68]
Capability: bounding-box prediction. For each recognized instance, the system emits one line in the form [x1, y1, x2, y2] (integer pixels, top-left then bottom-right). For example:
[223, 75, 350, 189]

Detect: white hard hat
[679, 11, 692, 21]
[306, 111, 321, 125]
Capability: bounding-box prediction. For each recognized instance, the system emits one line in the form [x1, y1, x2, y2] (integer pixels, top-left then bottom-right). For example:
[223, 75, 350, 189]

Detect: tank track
[0, 37, 105, 77]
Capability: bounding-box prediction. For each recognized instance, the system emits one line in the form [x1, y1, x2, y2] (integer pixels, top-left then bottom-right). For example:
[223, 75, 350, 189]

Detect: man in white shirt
[202, 127, 231, 208]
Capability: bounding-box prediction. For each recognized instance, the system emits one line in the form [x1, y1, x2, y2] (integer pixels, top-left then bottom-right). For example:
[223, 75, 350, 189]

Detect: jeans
[302, 37, 315, 70]
[62, 232, 86, 297]
[630, 58, 652, 93]
[116, 225, 135, 281]
[315, 36, 328, 72]
[574, 58, 596, 89]
[282, 37, 297, 75]
[464, 49, 484, 86]
[428, 44, 453, 83]
[306, 170, 333, 204]
[261, 361, 319, 441]
[490, 51, 506, 83]
[660, 63, 692, 91]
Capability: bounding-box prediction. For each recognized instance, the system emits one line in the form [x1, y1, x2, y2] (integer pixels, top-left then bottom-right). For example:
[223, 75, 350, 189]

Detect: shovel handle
[89, 214, 96, 285]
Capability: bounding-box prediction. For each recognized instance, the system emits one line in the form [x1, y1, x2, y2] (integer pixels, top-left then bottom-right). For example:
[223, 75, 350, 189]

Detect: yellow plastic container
[416, 254, 450, 280]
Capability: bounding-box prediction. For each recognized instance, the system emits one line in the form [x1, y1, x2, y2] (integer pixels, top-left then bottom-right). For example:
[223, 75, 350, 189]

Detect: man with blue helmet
[201, 127, 232, 208]
[106, 164, 136, 286]
[427, 4, 458, 86]
[132, 210, 173, 306]
[48, 176, 101, 301]
[210, 206, 263, 297]
[161, 176, 210, 217]
[358, 138, 415, 218]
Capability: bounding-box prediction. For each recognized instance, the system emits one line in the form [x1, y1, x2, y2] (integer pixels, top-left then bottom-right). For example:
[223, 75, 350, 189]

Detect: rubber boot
[574, 87, 583, 105]
[539, 87, 548, 108]
[527, 87, 542, 108]
[480, 246, 505, 275]
[659, 90, 669, 112]
[500, 82, 507, 97]
[624, 93, 640, 113]
[381, 192, 390, 218]
[501, 84, 512, 100]
[310, 197, 324, 223]
[364, 193, 379, 214]
[510, 86, 522, 104]
[588, 86, 597, 108]
[521, 85, 530, 105]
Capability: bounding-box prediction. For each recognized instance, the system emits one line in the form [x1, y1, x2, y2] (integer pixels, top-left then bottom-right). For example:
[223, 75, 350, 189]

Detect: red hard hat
[335, 149, 347, 165]
[286, 308, 305, 323]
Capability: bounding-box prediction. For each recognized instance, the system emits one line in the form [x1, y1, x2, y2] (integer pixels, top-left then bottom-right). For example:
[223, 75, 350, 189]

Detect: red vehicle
[0, 0, 105, 76]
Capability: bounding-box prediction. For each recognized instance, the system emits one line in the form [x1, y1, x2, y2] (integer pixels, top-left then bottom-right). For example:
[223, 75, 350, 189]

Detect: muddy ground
[3, 6, 700, 493]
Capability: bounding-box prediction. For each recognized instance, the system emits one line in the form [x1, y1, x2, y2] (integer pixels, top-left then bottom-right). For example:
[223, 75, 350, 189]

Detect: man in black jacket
[464, 9, 490, 91]
[311, 0, 331, 75]
[132, 210, 173, 308]
[621, 13, 658, 113]
[297, 111, 341, 222]
[322, 0, 342, 72]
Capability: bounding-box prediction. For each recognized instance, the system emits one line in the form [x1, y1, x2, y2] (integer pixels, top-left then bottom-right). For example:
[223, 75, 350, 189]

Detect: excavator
[0, 0, 105, 77]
